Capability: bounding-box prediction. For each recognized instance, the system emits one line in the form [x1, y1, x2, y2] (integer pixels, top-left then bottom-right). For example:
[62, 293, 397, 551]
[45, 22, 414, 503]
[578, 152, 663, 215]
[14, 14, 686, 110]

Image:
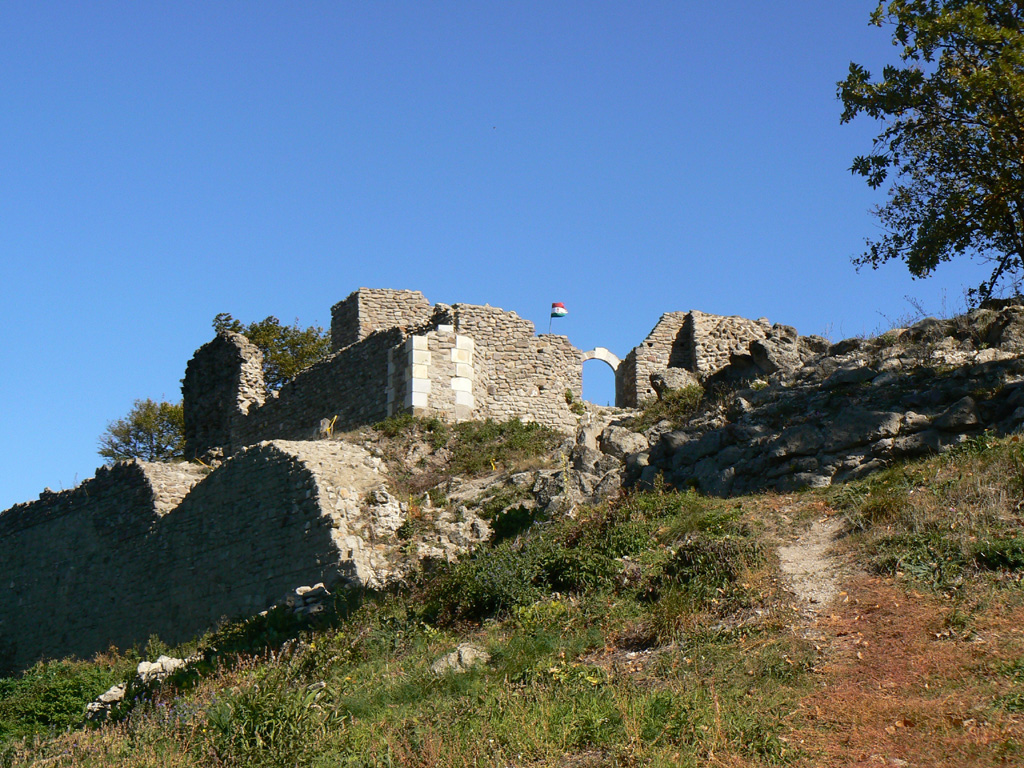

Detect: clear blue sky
[0, 1, 989, 510]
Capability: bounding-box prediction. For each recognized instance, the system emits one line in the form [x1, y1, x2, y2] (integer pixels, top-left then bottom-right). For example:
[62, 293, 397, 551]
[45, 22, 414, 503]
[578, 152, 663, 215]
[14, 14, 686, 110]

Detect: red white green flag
[550, 302, 568, 318]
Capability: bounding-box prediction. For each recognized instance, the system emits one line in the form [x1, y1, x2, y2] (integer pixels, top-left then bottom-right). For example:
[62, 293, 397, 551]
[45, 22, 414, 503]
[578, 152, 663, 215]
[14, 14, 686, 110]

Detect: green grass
[6, 437, 1024, 767]
[828, 433, 1024, 594]
[0, 657, 133, 742]
[372, 415, 562, 499]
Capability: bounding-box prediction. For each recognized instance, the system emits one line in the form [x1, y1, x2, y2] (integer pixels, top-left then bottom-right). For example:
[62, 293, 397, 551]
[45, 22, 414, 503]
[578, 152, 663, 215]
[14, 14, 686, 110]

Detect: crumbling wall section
[621, 311, 770, 406]
[689, 311, 768, 376]
[234, 328, 406, 444]
[620, 312, 689, 407]
[151, 442, 376, 644]
[0, 461, 205, 672]
[182, 332, 266, 458]
[0, 442, 394, 672]
[330, 288, 431, 352]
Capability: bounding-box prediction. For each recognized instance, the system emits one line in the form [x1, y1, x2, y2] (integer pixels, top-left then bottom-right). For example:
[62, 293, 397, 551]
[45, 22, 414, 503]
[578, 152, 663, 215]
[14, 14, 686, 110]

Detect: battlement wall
[185, 294, 586, 452]
[233, 327, 406, 445]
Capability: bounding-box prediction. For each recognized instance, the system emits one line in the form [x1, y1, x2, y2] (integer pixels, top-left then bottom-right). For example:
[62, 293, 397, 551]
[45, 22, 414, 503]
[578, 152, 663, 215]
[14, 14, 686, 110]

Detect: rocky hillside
[1, 307, 1024, 767]
[615, 302, 1024, 497]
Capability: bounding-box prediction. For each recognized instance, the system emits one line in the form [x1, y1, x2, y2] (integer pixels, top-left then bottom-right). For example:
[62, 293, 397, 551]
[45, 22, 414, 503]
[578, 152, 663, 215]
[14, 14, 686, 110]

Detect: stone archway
[582, 347, 621, 370]
[582, 348, 623, 407]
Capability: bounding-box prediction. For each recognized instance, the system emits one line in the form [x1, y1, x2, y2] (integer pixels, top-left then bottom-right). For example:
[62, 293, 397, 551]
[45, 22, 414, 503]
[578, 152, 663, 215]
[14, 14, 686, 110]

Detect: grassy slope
[2, 434, 1023, 767]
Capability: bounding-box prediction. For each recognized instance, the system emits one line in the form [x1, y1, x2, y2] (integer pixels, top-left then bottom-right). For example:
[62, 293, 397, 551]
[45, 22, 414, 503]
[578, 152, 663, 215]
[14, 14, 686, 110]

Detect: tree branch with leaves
[212, 313, 330, 392]
[840, 0, 1024, 303]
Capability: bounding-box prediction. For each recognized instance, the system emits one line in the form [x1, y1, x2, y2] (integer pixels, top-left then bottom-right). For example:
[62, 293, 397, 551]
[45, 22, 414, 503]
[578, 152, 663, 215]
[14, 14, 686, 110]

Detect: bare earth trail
[774, 510, 1023, 767]
[778, 514, 846, 621]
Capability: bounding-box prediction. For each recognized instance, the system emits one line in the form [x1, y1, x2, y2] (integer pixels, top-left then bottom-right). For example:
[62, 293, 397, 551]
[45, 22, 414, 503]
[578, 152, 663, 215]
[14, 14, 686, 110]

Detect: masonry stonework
[330, 288, 432, 352]
[185, 290, 586, 456]
[620, 310, 768, 406]
[1, 287, 788, 672]
[0, 440, 413, 672]
[182, 332, 266, 458]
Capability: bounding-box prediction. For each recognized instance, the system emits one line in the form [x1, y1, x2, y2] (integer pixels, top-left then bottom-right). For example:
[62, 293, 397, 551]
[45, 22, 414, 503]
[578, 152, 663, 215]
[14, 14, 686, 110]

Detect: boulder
[768, 425, 822, 459]
[431, 643, 491, 675]
[905, 316, 953, 344]
[749, 324, 801, 375]
[85, 684, 126, 722]
[933, 396, 980, 431]
[599, 425, 648, 460]
[824, 365, 877, 388]
[823, 410, 902, 453]
[136, 654, 187, 685]
[650, 368, 699, 398]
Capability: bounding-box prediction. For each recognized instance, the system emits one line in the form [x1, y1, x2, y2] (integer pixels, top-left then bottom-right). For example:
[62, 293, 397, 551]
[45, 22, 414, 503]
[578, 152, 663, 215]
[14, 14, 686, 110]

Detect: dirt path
[778, 515, 845, 621]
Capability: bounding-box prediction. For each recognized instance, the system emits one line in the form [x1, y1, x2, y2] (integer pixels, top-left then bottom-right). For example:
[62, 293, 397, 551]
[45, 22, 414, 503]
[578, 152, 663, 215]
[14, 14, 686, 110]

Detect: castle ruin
[0, 288, 773, 672]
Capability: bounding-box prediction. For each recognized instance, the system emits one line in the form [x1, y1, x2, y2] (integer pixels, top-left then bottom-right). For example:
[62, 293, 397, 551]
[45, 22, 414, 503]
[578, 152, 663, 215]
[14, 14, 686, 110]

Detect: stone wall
[330, 288, 432, 352]
[620, 312, 688, 407]
[689, 311, 768, 376]
[0, 461, 206, 672]
[449, 304, 582, 431]
[0, 441, 403, 673]
[620, 311, 768, 406]
[182, 332, 266, 458]
[233, 328, 405, 445]
[186, 293, 586, 452]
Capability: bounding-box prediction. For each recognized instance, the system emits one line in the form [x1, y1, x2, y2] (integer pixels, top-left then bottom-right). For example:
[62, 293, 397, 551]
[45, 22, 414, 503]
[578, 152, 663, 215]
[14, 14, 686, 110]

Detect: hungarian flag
[550, 302, 568, 318]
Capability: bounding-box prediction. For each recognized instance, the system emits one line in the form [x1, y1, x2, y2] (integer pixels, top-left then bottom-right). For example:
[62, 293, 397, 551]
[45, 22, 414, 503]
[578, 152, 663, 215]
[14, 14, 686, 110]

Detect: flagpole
[548, 315, 552, 334]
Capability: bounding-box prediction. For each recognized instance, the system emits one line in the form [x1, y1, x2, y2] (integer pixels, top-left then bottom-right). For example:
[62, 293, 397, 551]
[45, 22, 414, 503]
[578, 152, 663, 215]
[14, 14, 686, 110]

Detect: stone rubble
[86, 654, 195, 723]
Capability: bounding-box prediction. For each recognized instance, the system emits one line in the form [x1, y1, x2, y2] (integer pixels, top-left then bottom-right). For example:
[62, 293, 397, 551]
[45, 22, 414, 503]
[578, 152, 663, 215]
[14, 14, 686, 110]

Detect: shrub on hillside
[0, 659, 130, 741]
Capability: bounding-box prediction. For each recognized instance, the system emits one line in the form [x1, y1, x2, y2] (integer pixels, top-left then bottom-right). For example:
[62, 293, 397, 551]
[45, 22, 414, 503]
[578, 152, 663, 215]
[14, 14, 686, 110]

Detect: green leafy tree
[98, 398, 185, 463]
[839, 1, 1024, 303]
[213, 313, 331, 391]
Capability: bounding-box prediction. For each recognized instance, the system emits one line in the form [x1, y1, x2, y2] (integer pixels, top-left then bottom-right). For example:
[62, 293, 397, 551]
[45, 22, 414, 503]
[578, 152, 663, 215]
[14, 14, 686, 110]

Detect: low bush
[0, 659, 129, 741]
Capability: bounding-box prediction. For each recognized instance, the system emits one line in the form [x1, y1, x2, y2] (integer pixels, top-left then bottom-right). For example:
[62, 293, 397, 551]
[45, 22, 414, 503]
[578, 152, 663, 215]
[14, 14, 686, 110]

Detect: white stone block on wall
[451, 377, 472, 393]
[455, 335, 474, 351]
[436, 324, 454, 333]
[455, 362, 474, 379]
[405, 390, 429, 409]
[410, 349, 431, 365]
[411, 363, 430, 379]
[451, 348, 472, 364]
[410, 336, 429, 351]
[411, 378, 431, 394]
[454, 389, 474, 407]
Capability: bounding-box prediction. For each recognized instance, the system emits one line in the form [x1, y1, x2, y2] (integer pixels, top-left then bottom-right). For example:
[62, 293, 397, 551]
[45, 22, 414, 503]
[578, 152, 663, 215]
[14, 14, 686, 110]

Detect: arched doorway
[582, 347, 621, 407]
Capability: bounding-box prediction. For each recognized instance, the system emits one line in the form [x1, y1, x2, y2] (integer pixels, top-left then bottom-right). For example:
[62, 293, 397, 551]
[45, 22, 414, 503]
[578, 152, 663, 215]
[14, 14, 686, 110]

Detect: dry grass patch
[790, 575, 1023, 767]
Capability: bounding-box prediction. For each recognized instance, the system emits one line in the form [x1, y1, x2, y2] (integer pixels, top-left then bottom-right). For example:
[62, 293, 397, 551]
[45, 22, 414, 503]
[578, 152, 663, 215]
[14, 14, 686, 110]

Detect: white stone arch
[581, 347, 620, 371]
[581, 347, 623, 407]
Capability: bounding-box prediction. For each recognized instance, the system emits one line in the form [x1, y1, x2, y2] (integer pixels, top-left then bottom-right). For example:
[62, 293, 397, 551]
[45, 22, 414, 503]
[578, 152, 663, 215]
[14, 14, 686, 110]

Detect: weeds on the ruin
[372, 415, 561, 501]
[627, 384, 704, 432]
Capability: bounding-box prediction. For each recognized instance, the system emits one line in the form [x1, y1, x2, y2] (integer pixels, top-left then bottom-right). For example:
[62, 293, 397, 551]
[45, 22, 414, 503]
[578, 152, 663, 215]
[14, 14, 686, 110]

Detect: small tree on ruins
[213, 313, 331, 392]
[98, 398, 185, 463]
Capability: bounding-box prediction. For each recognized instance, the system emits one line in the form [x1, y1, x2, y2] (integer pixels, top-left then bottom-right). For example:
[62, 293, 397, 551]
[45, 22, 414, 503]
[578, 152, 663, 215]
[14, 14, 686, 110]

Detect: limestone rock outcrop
[624, 304, 1024, 496]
